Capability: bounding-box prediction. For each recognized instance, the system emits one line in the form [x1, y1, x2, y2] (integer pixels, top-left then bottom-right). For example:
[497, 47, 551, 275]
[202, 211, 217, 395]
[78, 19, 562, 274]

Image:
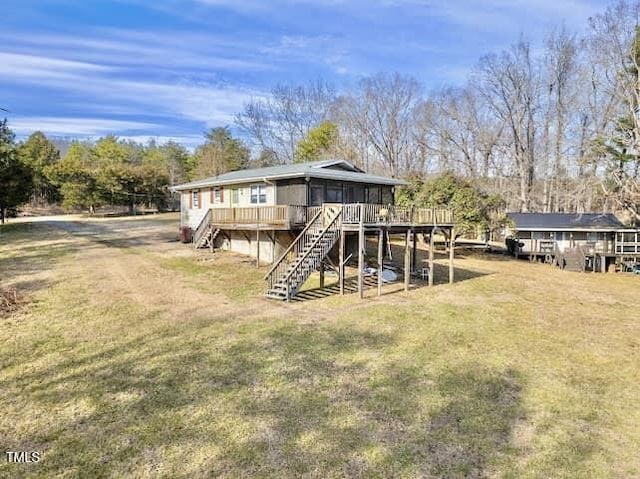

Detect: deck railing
[210, 204, 453, 228]
[210, 205, 308, 227]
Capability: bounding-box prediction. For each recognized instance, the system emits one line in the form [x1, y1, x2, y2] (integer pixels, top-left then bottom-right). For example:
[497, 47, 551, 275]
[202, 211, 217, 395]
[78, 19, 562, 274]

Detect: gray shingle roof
[507, 212, 624, 230]
[171, 159, 405, 190]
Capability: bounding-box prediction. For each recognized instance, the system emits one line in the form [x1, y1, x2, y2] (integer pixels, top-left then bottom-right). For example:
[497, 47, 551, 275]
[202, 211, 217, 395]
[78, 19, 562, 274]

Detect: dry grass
[1, 214, 639, 478]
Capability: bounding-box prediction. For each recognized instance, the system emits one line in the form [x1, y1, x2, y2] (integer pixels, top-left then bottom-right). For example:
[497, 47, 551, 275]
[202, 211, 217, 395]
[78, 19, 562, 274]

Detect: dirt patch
[0, 288, 25, 317]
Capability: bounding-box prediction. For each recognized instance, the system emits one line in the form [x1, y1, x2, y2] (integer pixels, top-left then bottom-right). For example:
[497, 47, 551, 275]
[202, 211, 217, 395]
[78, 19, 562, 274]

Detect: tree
[337, 73, 421, 177]
[398, 172, 507, 238]
[478, 39, 541, 212]
[236, 80, 335, 164]
[18, 131, 60, 206]
[586, 2, 640, 223]
[46, 142, 103, 213]
[93, 136, 144, 214]
[191, 127, 249, 178]
[0, 119, 33, 223]
[294, 121, 339, 163]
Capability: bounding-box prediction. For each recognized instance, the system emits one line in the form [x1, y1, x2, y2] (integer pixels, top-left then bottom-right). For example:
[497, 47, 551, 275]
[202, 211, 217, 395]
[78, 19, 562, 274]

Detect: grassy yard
[1, 214, 639, 478]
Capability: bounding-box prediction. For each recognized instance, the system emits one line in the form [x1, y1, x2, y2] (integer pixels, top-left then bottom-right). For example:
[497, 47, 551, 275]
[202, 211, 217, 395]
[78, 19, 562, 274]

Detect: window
[366, 186, 381, 204]
[231, 188, 239, 204]
[250, 184, 267, 204]
[310, 184, 324, 206]
[326, 184, 343, 203]
[213, 187, 223, 204]
[532, 231, 545, 240]
[587, 232, 599, 243]
[192, 190, 199, 208]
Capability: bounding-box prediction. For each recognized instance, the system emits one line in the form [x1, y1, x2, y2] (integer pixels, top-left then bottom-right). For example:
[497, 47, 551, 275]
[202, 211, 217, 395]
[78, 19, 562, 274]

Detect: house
[171, 160, 455, 300]
[505, 212, 640, 272]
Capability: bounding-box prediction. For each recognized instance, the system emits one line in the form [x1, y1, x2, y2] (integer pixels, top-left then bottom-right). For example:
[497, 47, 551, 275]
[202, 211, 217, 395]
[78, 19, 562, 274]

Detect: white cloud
[9, 117, 161, 136]
[0, 52, 113, 81]
[0, 50, 263, 127]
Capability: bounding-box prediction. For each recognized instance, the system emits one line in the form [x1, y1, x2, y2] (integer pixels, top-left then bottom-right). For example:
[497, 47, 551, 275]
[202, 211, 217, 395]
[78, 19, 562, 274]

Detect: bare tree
[235, 80, 336, 164]
[336, 73, 422, 177]
[586, 1, 640, 223]
[478, 39, 542, 212]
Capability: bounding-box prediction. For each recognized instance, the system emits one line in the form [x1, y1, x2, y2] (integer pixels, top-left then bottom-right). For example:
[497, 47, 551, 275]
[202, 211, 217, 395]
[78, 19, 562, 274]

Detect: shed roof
[507, 212, 624, 230]
[171, 159, 406, 191]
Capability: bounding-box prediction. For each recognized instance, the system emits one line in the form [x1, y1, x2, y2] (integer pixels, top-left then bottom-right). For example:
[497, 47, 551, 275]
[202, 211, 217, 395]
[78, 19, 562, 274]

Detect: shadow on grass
[293, 262, 493, 302]
[0, 223, 86, 293]
[0, 316, 545, 478]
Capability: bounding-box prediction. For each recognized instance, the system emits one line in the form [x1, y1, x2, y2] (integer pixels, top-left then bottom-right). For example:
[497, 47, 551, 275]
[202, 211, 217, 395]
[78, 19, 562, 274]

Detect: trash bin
[179, 226, 192, 243]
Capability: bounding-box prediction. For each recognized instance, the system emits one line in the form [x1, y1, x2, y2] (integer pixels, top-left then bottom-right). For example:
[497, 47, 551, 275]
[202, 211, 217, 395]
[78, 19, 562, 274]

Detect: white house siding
[180, 181, 276, 229]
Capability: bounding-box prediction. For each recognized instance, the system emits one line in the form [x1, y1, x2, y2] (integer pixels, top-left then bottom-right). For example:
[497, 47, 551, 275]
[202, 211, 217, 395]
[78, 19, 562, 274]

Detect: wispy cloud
[9, 117, 160, 136]
[0, 52, 113, 81]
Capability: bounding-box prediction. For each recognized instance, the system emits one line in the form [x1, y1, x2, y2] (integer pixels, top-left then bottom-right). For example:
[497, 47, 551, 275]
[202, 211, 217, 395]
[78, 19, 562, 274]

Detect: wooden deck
[210, 204, 454, 230]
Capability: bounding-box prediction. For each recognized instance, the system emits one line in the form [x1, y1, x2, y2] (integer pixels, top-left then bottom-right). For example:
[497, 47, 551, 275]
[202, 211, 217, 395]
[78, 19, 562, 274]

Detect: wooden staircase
[193, 210, 219, 250]
[562, 247, 586, 272]
[264, 205, 342, 301]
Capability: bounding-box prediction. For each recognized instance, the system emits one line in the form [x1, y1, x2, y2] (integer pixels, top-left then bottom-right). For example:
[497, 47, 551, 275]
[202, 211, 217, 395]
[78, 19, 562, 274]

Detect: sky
[1, 0, 606, 149]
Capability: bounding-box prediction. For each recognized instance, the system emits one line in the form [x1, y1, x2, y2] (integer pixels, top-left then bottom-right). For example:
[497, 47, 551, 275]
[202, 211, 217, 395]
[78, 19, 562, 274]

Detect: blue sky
[1, 0, 604, 149]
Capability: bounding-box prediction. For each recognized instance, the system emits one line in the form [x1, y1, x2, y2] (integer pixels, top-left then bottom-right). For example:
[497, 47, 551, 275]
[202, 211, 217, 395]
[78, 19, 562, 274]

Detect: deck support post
[378, 228, 384, 296]
[428, 228, 435, 287]
[404, 229, 411, 292]
[412, 229, 418, 273]
[358, 204, 364, 300]
[256, 227, 260, 267]
[319, 261, 325, 289]
[339, 231, 345, 295]
[449, 227, 455, 284]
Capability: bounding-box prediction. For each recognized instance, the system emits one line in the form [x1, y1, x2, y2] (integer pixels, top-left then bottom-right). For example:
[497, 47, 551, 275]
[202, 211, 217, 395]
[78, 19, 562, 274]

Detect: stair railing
[552, 242, 564, 269]
[576, 244, 587, 272]
[280, 206, 343, 300]
[192, 209, 212, 248]
[264, 207, 324, 290]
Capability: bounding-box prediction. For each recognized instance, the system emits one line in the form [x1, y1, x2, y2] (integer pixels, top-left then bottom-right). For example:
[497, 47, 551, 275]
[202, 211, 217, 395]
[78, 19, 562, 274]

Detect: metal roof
[171, 159, 406, 191]
[507, 212, 624, 230]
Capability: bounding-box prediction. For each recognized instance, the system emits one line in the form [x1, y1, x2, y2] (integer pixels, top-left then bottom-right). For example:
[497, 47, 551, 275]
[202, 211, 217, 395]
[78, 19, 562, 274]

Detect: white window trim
[250, 183, 267, 204]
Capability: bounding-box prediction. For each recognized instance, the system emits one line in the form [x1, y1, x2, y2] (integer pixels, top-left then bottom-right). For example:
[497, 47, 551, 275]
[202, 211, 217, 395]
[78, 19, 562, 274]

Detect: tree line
[0, 123, 249, 223]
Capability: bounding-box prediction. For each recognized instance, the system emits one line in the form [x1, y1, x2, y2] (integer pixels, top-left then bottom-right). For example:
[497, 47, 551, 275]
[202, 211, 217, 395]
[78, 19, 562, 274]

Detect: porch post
[319, 261, 325, 289]
[378, 228, 384, 296]
[358, 204, 364, 299]
[412, 229, 418, 272]
[339, 231, 345, 295]
[449, 227, 455, 284]
[256, 207, 260, 267]
[429, 228, 435, 287]
[404, 229, 411, 292]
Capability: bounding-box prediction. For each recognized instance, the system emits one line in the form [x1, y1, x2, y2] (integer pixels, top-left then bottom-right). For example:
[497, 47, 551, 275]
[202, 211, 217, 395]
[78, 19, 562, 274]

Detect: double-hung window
[250, 184, 267, 204]
[192, 191, 199, 208]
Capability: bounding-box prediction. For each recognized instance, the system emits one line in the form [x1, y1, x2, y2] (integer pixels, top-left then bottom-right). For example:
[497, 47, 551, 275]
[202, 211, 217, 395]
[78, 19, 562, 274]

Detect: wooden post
[358, 204, 364, 300]
[601, 255, 606, 274]
[378, 228, 384, 296]
[319, 261, 325, 289]
[339, 231, 345, 295]
[412, 230, 417, 273]
[256, 207, 260, 267]
[428, 229, 435, 287]
[449, 227, 455, 284]
[404, 229, 411, 292]
[256, 227, 260, 267]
